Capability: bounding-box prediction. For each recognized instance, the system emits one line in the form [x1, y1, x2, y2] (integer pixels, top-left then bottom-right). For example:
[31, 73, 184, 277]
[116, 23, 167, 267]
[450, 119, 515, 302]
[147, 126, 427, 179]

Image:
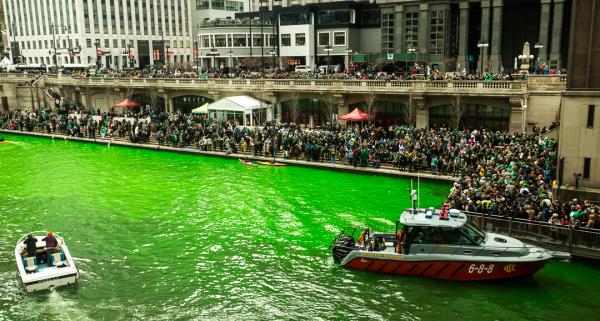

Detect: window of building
[588, 105, 595, 128]
[252, 34, 263, 47]
[405, 11, 418, 50]
[214, 34, 227, 47]
[105, 39, 110, 48]
[233, 34, 246, 47]
[113, 39, 118, 48]
[281, 34, 291, 46]
[202, 35, 210, 48]
[318, 32, 330, 46]
[361, 9, 381, 25]
[317, 9, 353, 25]
[584, 158, 591, 179]
[196, 0, 209, 9]
[122, 39, 126, 48]
[333, 31, 346, 46]
[295, 33, 305, 46]
[87, 39, 92, 48]
[225, 1, 243, 11]
[211, 0, 224, 10]
[429, 10, 445, 55]
[280, 13, 310, 26]
[382, 13, 394, 54]
[269, 34, 277, 47]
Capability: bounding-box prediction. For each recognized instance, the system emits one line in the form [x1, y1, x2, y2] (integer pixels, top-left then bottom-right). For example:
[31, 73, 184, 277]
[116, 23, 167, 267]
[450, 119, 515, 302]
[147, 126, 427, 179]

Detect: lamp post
[518, 53, 534, 73]
[269, 50, 276, 70]
[534, 42, 543, 73]
[477, 40, 489, 75]
[194, 40, 200, 72]
[407, 47, 416, 74]
[94, 39, 101, 69]
[166, 44, 170, 69]
[50, 24, 59, 67]
[324, 44, 332, 76]
[345, 48, 353, 72]
[207, 47, 219, 69]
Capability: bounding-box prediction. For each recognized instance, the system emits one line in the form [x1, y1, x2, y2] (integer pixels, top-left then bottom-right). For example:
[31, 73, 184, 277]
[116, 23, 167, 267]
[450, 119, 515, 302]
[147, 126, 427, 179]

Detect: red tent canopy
[112, 98, 142, 108]
[339, 108, 369, 121]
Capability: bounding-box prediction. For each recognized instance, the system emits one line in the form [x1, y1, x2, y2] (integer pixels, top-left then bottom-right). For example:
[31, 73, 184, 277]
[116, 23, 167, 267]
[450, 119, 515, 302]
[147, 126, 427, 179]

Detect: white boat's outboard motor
[332, 235, 357, 262]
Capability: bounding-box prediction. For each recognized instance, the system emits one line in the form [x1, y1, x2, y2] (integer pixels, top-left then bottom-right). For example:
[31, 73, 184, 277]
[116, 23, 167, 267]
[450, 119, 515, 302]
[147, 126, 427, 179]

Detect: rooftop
[400, 208, 468, 228]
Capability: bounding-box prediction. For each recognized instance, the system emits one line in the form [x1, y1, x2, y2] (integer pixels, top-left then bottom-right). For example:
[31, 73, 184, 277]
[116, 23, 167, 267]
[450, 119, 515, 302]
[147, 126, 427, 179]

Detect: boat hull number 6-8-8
[468, 263, 494, 274]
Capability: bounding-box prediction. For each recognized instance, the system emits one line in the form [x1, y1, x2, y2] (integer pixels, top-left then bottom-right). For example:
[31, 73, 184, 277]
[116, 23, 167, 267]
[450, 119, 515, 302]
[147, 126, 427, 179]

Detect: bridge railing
[464, 211, 600, 252]
[42, 76, 524, 94]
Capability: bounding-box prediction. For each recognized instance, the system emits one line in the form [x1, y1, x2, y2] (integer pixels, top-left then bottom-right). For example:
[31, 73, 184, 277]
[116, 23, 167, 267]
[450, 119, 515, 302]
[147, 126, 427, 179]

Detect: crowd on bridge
[67, 65, 522, 82]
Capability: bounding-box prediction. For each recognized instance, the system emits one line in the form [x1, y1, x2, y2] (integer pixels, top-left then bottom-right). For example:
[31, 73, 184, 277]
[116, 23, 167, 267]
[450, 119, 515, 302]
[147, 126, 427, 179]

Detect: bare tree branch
[449, 93, 465, 129]
[362, 92, 378, 125]
[404, 93, 417, 127]
[322, 93, 339, 125]
[288, 91, 300, 124]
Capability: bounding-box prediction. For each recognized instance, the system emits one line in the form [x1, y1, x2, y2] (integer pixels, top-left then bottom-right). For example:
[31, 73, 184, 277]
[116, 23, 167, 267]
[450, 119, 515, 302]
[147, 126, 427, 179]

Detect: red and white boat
[331, 207, 570, 281]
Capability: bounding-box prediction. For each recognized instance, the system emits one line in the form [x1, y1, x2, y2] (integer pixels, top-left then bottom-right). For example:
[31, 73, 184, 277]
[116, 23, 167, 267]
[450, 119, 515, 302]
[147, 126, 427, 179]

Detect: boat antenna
[410, 179, 417, 214]
[417, 171, 421, 209]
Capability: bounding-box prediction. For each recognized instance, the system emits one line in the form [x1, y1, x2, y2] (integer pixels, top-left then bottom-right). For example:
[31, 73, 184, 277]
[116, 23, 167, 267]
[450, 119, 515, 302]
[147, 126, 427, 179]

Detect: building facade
[231, 0, 572, 73]
[3, 0, 194, 69]
[558, 0, 600, 200]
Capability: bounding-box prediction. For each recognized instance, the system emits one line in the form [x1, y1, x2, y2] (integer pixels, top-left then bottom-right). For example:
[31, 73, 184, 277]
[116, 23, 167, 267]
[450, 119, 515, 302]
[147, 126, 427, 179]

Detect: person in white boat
[42, 232, 58, 265]
[23, 234, 38, 258]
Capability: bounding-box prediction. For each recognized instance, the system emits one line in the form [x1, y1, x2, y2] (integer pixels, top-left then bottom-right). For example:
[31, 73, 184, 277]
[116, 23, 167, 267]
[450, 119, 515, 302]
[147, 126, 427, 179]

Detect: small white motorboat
[15, 231, 79, 292]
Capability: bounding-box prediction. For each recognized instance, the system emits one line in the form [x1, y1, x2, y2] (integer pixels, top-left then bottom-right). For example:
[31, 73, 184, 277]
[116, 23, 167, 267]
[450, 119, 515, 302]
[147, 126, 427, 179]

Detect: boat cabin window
[458, 222, 486, 245]
[409, 226, 478, 246]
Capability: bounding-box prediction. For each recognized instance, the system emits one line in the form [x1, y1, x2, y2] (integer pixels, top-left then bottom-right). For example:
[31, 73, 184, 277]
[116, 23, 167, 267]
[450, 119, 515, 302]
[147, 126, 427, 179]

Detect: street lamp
[477, 41, 489, 75]
[324, 45, 333, 76]
[407, 47, 416, 74]
[345, 48, 353, 72]
[206, 47, 219, 69]
[166, 44, 171, 69]
[534, 42, 544, 73]
[94, 39, 102, 69]
[269, 50, 276, 70]
[194, 40, 200, 72]
[518, 53, 534, 74]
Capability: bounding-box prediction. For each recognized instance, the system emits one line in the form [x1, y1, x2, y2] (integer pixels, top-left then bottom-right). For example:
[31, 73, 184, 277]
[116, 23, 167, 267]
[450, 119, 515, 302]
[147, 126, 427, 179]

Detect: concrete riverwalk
[1, 129, 457, 183]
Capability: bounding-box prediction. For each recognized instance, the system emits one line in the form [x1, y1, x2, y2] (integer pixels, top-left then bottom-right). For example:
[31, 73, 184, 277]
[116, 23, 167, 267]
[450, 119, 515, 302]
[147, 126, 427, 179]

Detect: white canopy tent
[191, 103, 209, 114]
[207, 96, 271, 126]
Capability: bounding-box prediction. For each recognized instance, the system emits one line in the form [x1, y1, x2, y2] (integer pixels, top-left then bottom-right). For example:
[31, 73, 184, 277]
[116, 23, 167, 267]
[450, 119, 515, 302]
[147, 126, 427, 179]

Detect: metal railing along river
[464, 211, 600, 259]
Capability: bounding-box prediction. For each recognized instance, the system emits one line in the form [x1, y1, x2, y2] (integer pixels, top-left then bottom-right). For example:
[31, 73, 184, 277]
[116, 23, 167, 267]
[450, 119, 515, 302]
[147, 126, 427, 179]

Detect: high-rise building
[558, 0, 600, 200]
[194, 0, 247, 21]
[2, 0, 194, 69]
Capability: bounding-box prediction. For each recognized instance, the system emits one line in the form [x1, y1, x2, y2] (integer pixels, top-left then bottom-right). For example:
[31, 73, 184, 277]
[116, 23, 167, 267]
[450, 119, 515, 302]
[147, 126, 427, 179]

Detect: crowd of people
[65, 64, 535, 82]
[1, 102, 598, 230]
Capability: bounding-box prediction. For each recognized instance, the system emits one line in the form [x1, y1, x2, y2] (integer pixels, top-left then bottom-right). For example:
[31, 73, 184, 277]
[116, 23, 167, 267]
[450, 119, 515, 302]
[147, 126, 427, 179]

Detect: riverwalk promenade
[0, 129, 456, 183]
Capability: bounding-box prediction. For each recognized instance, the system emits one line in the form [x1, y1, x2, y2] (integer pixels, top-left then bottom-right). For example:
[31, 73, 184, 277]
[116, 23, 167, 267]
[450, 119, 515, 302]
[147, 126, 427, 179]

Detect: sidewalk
[1, 129, 457, 183]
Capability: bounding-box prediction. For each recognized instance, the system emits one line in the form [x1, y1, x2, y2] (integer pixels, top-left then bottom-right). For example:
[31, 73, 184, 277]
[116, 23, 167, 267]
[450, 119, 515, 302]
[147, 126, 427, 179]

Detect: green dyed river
[1, 133, 599, 321]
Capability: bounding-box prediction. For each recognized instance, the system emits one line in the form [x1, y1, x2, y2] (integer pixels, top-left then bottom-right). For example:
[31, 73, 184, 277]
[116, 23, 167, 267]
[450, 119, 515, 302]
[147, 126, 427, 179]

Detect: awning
[339, 108, 369, 121]
[112, 98, 142, 108]
[208, 96, 269, 113]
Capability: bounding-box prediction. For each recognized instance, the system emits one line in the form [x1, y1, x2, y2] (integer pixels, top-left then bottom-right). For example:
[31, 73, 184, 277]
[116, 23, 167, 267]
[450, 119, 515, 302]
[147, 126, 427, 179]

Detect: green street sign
[468, 55, 474, 62]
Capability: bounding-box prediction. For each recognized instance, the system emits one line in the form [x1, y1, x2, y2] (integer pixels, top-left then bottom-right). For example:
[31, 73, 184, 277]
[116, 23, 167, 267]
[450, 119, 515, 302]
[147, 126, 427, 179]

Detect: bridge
[467, 212, 600, 260]
[0, 73, 566, 132]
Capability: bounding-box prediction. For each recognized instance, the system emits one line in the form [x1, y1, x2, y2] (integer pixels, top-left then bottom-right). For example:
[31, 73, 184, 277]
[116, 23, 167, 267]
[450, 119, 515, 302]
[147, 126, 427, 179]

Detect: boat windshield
[459, 222, 486, 245]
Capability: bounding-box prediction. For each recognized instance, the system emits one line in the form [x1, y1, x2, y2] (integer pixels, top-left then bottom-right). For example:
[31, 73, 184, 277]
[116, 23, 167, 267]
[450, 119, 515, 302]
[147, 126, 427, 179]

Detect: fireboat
[331, 190, 569, 281]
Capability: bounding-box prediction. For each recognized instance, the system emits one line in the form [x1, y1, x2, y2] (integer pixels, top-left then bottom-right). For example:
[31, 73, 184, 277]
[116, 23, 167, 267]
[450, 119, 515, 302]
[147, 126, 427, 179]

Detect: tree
[362, 92, 379, 125]
[403, 93, 417, 127]
[322, 93, 339, 125]
[287, 91, 301, 124]
[449, 93, 465, 129]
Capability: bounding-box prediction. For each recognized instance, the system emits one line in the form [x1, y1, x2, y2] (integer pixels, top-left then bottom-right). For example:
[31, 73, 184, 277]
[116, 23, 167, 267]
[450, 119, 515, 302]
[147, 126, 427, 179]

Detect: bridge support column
[415, 96, 428, 129]
[509, 96, 527, 133]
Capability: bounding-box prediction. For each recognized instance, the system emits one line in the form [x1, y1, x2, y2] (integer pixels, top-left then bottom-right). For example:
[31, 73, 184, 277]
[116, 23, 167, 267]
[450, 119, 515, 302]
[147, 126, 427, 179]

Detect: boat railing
[407, 243, 539, 258]
[463, 211, 600, 258]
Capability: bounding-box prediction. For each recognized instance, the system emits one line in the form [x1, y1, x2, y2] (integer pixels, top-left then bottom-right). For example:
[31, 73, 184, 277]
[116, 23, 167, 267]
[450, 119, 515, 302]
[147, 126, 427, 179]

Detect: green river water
[1, 133, 599, 321]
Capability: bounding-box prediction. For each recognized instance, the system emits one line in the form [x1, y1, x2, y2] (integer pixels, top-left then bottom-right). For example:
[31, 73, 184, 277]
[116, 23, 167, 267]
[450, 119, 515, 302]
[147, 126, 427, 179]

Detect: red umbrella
[112, 98, 142, 108]
[339, 108, 369, 121]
